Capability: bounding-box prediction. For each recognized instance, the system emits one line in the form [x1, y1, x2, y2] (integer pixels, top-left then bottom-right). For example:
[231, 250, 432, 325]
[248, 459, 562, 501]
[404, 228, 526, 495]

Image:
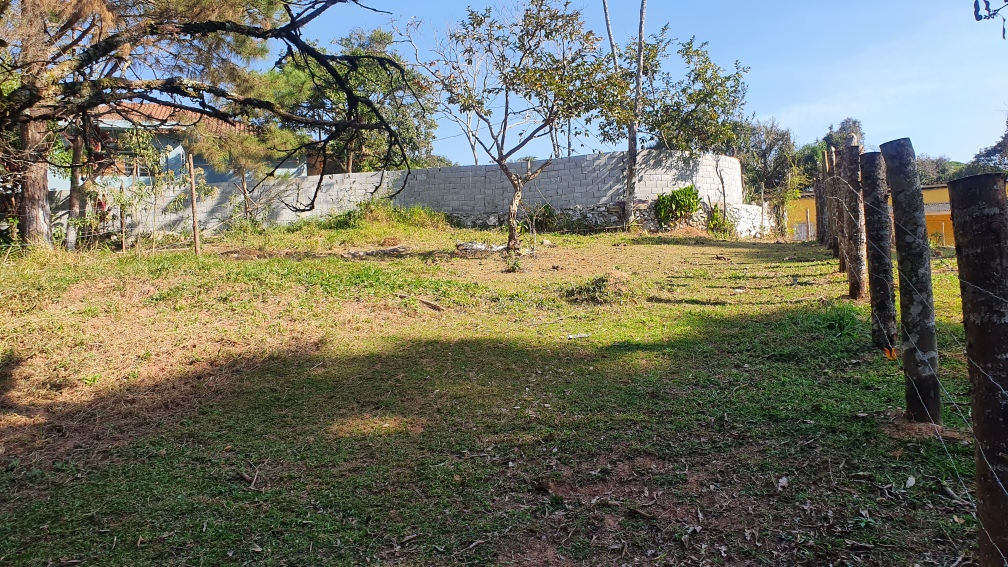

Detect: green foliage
[958, 117, 1008, 177]
[823, 118, 864, 150]
[706, 205, 735, 239]
[525, 202, 561, 233]
[503, 254, 523, 273]
[271, 28, 438, 174]
[733, 118, 806, 234]
[653, 185, 700, 227]
[302, 200, 450, 232]
[917, 155, 967, 185]
[596, 30, 748, 158]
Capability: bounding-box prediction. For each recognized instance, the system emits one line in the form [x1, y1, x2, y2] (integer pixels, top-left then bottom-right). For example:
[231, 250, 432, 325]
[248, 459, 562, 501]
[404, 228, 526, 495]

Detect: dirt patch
[884, 409, 973, 443]
[329, 414, 426, 438]
[667, 226, 709, 239]
[501, 455, 793, 565]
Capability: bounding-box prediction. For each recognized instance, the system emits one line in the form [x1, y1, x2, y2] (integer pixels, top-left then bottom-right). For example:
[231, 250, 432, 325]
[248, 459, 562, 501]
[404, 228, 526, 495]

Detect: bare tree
[414, 0, 606, 251]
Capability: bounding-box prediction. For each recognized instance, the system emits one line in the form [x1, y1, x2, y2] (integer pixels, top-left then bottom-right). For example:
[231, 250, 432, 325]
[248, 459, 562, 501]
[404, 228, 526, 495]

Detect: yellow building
[786, 184, 958, 246]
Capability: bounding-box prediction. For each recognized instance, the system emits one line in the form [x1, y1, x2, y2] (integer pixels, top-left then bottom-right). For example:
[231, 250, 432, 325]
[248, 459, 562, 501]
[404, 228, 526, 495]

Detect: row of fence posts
[812, 137, 1007, 564]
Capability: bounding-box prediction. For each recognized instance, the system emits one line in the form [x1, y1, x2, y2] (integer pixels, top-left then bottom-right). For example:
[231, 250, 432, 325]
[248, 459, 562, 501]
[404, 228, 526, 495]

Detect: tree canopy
[419, 0, 607, 250]
[595, 29, 748, 158]
[0, 0, 406, 245]
[271, 28, 442, 175]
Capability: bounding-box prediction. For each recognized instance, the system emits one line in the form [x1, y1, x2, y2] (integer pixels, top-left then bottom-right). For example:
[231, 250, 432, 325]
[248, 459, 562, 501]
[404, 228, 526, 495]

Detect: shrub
[706, 205, 736, 239]
[526, 202, 561, 233]
[303, 200, 450, 232]
[654, 185, 700, 228]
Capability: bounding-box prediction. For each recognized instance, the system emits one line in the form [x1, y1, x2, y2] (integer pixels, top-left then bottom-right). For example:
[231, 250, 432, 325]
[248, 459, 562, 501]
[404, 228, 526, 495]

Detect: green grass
[0, 217, 979, 565]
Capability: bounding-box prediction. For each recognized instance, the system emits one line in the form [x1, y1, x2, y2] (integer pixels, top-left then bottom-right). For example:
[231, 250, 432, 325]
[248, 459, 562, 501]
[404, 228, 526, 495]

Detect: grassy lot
[0, 206, 977, 565]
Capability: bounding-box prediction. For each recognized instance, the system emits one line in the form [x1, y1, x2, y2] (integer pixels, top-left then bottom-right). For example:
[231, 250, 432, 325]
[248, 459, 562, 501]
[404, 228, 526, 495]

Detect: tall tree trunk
[567, 118, 573, 157]
[65, 128, 85, 251]
[624, 0, 647, 229]
[601, 0, 620, 71]
[16, 0, 51, 247]
[506, 174, 523, 252]
[18, 119, 53, 247]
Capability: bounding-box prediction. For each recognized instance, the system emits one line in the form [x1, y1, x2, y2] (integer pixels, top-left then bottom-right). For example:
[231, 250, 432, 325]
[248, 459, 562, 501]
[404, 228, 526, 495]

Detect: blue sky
[304, 1, 1008, 164]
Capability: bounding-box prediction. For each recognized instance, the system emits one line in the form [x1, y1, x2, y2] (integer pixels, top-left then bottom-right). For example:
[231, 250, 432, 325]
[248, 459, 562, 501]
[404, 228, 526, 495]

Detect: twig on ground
[394, 293, 445, 312]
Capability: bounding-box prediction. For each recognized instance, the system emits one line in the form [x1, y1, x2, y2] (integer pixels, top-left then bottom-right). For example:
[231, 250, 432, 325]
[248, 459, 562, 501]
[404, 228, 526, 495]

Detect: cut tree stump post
[860, 152, 898, 351]
[816, 157, 830, 246]
[947, 173, 1008, 565]
[831, 146, 847, 271]
[187, 152, 202, 256]
[880, 138, 941, 424]
[843, 137, 867, 299]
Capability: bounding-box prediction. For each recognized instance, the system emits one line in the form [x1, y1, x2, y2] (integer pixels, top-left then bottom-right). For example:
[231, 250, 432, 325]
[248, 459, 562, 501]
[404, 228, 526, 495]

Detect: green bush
[526, 202, 561, 233]
[706, 205, 736, 239]
[653, 185, 700, 228]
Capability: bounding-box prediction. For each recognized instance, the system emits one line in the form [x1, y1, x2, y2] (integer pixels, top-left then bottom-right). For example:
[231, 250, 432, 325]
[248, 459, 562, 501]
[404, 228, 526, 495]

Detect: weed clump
[341, 201, 448, 230]
[562, 271, 632, 304]
[706, 206, 736, 239]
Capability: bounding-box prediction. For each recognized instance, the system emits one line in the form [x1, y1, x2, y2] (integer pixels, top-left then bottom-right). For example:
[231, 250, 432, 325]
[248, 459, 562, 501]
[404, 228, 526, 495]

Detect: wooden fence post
[860, 152, 898, 351]
[187, 152, 202, 256]
[831, 146, 847, 272]
[880, 138, 941, 424]
[947, 173, 1008, 565]
[815, 160, 830, 246]
[843, 138, 868, 299]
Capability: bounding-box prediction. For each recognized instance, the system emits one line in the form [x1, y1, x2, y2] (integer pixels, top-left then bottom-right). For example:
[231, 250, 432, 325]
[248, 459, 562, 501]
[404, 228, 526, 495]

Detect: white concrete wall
[257, 149, 743, 221]
[48, 149, 748, 235]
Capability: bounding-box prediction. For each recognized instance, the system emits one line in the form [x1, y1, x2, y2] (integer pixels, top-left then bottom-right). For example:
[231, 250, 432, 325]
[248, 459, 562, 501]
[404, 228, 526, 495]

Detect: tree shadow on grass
[0, 303, 975, 566]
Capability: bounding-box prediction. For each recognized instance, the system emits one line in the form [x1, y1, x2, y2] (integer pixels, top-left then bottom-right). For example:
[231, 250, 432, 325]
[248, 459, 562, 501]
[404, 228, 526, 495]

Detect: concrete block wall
[47, 149, 747, 236]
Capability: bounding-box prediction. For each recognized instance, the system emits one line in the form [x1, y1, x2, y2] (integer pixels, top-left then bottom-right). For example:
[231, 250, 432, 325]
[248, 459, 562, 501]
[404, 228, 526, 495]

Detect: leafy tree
[735, 118, 804, 234]
[823, 118, 864, 151]
[600, 0, 647, 227]
[916, 154, 966, 185]
[0, 0, 406, 247]
[420, 0, 607, 251]
[186, 123, 301, 219]
[273, 28, 439, 174]
[969, 118, 1008, 171]
[794, 140, 826, 187]
[595, 27, 748, 213]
